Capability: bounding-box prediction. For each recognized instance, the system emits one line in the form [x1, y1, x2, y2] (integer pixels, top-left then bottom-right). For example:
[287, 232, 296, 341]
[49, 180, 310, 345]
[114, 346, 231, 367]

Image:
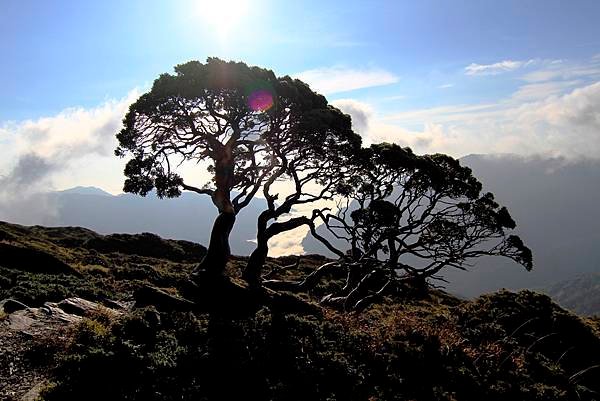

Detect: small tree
[115, 58, 353, 279]
[275, 143, 532, 310]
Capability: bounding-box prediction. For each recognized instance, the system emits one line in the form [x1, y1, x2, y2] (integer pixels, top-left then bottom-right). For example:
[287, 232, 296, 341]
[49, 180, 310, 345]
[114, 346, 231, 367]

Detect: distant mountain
[21, 188, 265, 256]
[544, 273, 600, 316]
[57, 186, 113, 197]
[302, 154, 600, 300]
[442, 154, 600, 297]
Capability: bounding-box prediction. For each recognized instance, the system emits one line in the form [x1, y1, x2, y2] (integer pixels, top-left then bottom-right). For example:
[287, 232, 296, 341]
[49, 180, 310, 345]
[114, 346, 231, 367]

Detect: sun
[195, 0, 250, 39]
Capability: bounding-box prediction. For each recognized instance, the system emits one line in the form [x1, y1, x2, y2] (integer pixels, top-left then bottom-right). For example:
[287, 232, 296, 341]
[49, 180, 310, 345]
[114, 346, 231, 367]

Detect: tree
[241, 106, 361, 286]
[115, 58, 531, 309]
[115, 58, 355, 280]
[269, 143, 532, 310]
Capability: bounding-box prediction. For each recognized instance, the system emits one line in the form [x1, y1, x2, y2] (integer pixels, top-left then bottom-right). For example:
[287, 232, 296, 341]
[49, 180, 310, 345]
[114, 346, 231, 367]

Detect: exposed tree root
[261, 259, 434, 312]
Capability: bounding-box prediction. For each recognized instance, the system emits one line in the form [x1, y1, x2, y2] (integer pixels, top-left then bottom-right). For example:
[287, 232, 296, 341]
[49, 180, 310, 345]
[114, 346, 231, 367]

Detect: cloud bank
[339, 81, 600, 160]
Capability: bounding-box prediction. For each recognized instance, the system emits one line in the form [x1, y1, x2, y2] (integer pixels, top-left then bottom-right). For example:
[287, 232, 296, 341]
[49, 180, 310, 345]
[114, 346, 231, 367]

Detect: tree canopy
[115, 58, 360, 278]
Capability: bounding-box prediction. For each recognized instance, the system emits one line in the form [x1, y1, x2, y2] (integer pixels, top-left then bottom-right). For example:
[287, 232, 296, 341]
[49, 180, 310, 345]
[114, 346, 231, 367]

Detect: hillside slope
[1, 221, 600, 401]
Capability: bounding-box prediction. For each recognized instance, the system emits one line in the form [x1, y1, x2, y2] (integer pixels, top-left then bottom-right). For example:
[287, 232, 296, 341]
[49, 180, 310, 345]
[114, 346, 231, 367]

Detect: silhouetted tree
[115, 58, 355, 280]
[268, 143, 532, 310]
[242, 109, 361, 286]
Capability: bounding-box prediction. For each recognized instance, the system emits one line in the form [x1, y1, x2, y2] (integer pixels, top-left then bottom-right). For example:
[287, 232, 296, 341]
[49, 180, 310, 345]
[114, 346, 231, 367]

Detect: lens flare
[248, 89, 274, 112]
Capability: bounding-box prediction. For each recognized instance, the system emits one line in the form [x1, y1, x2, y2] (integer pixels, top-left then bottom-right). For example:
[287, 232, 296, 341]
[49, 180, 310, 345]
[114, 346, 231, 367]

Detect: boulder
[0, 297, 122, 400]
[57, 297, 102, 316]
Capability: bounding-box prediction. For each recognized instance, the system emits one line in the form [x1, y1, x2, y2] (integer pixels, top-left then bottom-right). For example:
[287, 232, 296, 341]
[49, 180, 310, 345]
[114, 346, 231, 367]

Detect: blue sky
[3, 0, 600, 119]
[1, 0, 600, 195]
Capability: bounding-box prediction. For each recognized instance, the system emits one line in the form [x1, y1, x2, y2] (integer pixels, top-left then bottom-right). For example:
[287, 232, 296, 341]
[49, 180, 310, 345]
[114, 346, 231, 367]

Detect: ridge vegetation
[0, 222, 599, 400]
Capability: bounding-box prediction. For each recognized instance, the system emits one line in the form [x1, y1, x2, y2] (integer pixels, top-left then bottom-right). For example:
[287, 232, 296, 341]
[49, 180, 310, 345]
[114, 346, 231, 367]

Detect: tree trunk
[243, 212, 271, 287]
[194, 211, 236, 277]
[193, 150, 236, 280]
[243, 239, 268, 288]
[243, 215, 310, 287]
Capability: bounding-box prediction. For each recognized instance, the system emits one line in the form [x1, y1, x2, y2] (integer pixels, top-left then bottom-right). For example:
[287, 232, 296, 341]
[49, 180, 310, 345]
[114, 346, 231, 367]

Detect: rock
[0, 296, 123, 398]
[57, 297, 102, 316]
[102, 298, 132, 311]
[1, 299, 29, 314]
[20, 379, 47, 401]
[8, 305, 80, 332]
[5, 298, 120, 333]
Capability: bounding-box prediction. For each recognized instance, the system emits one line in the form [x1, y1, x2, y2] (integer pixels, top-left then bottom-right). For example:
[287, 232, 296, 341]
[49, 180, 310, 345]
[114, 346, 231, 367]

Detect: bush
[39, 288, 600, 401]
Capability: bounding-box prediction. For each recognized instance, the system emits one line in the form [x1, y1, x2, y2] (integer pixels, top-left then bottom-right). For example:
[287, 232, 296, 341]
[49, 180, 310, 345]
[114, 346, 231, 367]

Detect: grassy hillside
[1, 221, 600, 401]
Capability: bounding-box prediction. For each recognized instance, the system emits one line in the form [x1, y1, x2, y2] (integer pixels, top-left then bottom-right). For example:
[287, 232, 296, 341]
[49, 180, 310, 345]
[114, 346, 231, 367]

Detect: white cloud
[339, 80, 600, 160]
[383, 104, 498, 124]
[465, 59, 534, 76]
[439, 83, 454, 89]
[0, 90, 140, 223]
[331, 99, 374, 135]
[512, 56, 600, 85]
[521, 63, 600, 83]
[294, 66, 399, 94]
[518, 81, 600, 130]
[381, 95, 406, 101]
[2, 90, 140, 167]
[268, 225, 309, 257]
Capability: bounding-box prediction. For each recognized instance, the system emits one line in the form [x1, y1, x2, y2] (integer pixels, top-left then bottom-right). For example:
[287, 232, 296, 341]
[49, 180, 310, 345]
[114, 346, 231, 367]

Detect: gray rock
[20, 379, 47, 401]
[0, 296, 122, 400]
[103, 298, 132, 310]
